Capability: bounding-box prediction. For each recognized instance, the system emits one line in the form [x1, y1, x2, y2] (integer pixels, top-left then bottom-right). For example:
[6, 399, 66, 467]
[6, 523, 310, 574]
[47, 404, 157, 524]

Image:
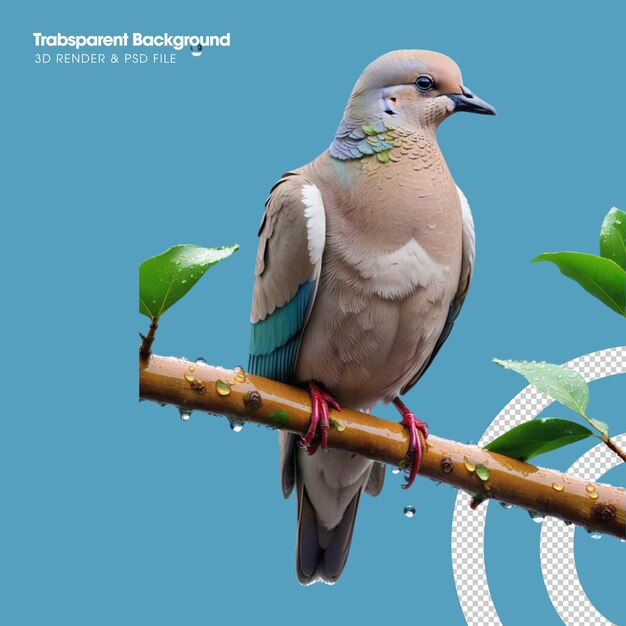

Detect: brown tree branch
[139, 317, 158, 357]
[604, 436, 626, 464]
[139, 354, 626, 539]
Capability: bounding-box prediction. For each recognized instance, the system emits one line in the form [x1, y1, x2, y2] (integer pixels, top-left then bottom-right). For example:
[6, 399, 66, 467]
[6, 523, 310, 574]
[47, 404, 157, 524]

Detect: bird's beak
[447, 85, 496, 116]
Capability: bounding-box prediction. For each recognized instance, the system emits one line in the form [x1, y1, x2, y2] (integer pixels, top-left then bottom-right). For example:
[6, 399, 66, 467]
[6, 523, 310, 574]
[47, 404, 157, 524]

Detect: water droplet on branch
[215, 380, 232, 396]
[463, 457, 476, 472]
[228, 419, 244, 432]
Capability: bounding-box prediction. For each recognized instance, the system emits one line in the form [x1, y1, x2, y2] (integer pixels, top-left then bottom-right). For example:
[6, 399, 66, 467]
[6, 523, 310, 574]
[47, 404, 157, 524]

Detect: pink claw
[298, 381, 341, 453]
[393, 398, 429, 489]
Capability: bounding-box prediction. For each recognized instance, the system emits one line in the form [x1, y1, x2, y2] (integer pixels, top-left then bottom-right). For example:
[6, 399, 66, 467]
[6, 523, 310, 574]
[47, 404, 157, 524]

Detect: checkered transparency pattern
[540, 433, 626, 626]
[451, 346, 626, 626]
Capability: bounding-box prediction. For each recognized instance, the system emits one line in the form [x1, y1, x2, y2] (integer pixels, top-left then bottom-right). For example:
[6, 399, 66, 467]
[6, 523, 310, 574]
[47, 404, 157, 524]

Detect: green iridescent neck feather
[329, 119, 397, 163]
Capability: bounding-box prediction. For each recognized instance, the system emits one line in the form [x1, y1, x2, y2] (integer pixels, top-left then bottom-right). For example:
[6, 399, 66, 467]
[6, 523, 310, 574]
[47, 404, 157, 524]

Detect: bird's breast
[325, 149, 463, 301]
[344, 235, 453, 301]
[294, 145, 464, 407]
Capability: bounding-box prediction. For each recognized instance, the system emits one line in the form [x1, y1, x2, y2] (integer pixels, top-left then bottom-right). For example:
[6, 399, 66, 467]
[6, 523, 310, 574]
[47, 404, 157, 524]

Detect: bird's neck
[329, 116, 437, 162]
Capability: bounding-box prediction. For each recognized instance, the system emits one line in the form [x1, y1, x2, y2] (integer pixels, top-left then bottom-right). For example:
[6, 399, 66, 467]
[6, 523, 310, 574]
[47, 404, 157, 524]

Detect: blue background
[4, 1, 625, 624]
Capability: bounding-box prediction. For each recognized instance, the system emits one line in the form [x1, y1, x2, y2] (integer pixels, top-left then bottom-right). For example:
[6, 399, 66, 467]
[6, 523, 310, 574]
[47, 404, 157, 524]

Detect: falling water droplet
[499, 502, 513, 510]
[403, 505, 416, 518]
[588, 530, 602, 540]
[391, 467, 401, 475]
[528, 511, 545, 524]
[195, 357, 207, 364]
[179, 407, 191, 421]
[190, 44, 203, 57]
[229, 419, 244, 433]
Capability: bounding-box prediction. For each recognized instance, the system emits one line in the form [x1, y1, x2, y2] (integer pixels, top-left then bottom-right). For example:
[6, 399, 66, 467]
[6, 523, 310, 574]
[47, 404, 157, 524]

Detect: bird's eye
[415, 75, 434, 91]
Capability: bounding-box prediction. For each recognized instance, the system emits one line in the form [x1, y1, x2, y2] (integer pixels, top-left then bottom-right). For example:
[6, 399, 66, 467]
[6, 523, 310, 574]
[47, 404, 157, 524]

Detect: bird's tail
[295, 482, 361, 585]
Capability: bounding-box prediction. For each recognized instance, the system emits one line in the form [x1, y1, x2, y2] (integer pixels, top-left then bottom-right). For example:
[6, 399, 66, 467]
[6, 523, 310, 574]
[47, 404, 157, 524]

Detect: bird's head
[343, 50, 495, 132]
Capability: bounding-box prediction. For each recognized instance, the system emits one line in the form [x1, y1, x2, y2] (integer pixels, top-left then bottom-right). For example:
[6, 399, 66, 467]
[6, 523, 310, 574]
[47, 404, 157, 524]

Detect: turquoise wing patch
[248, 281, 315, 382]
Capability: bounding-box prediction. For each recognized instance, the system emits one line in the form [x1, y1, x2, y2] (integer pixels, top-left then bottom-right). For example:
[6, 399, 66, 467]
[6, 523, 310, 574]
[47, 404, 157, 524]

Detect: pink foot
[298, 381, 341, 454]
[393, 397, 429, 489]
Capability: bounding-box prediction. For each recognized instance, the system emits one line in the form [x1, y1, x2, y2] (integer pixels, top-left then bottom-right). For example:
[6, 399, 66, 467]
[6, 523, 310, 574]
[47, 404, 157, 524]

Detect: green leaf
[493, 359, 589, 415]
[139, 244, 238, 319]
[588, 418, 609, 439]
[532, 251, 626, 316]
[484, 418, 593, 462]
[600, 207, 626, 270]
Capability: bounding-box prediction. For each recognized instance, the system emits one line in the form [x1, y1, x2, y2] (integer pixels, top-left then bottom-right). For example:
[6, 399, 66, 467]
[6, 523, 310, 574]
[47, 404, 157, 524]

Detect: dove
[249, 50, 495, 584]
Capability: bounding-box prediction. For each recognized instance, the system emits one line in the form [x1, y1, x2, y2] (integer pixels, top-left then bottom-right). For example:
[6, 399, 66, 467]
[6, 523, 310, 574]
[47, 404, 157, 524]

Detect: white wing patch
[301, 184, 326, 266]
[356, 237, 450, 300]
[456, 185, 476, 269]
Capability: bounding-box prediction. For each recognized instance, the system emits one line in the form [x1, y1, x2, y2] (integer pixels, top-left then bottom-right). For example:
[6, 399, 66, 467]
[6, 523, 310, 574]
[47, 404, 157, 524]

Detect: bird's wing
[248, 172, 327, 497]
[401, 186, 475, 394]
